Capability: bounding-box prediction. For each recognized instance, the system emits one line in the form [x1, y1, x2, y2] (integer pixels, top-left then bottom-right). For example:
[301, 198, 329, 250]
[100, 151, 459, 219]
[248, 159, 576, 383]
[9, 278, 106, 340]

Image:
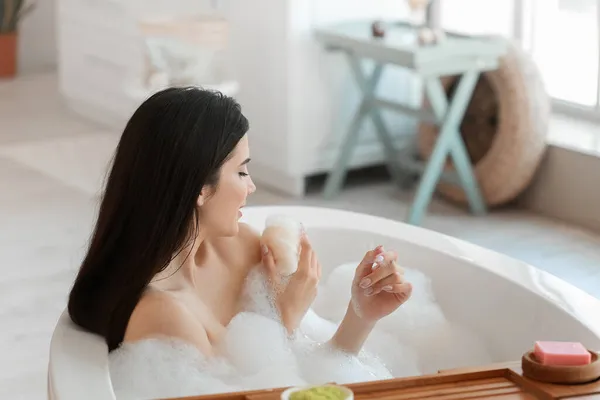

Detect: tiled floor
[2, 72, 600, 399]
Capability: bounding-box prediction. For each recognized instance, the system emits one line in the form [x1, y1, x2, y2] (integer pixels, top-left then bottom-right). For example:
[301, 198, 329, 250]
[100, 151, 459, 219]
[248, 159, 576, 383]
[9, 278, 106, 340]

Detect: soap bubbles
[109, 261, 493, 399]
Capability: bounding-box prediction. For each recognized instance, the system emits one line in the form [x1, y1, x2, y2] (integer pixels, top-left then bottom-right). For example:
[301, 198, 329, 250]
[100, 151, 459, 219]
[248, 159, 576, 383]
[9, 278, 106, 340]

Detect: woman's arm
[328, 302, 376, 354]
[327, 247, 411, 354]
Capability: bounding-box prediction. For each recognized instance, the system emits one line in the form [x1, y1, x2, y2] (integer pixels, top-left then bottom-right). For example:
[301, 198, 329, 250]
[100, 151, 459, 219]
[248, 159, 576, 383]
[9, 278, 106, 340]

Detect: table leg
[349, 62, 405, 187]
[407, 70, 487, 225]
[428, 72, 487, 216]
[324, 54, 404, 199]
[323, 55, 383, 198]
[323, 100, 369, 199]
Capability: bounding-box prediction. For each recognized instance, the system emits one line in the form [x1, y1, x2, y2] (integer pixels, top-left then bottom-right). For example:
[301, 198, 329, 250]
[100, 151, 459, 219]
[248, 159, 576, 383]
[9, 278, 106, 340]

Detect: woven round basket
[416, 39, 550, 207]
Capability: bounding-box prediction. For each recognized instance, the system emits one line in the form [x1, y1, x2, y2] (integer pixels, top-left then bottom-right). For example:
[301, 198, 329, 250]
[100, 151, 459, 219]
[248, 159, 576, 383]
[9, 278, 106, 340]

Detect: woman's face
[199, 135, 256, 237]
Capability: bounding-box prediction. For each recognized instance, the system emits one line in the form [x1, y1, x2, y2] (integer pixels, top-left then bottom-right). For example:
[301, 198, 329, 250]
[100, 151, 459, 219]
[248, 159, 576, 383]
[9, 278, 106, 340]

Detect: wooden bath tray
[168, 362, 600, 400]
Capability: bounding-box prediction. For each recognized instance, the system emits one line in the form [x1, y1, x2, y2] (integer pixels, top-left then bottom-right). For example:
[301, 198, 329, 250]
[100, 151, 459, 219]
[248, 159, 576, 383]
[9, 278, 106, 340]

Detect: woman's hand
[262, 233, 321, 334]
[329, 246, 413, 354]
[350, 246, 412, 323]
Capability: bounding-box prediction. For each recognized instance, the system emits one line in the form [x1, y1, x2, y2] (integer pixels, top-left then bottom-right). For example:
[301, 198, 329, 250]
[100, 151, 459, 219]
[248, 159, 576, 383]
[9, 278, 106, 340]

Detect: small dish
[522, 349, 600, 384]
[280, 384, 354, 400]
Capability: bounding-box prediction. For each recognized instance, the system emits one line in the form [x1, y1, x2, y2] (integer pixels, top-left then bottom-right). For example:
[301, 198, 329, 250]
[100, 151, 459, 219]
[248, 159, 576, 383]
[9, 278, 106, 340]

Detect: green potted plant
[0, 0, 35, 78]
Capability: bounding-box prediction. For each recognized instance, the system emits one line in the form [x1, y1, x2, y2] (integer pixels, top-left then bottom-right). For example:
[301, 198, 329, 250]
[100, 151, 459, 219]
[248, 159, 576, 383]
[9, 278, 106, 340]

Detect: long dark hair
[67, 87, 249, 351]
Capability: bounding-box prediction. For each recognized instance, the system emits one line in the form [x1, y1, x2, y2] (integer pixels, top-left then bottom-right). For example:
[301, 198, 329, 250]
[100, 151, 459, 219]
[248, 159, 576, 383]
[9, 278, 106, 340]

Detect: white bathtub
[242, 206, 600, 362]
[48, 206, 600, 400]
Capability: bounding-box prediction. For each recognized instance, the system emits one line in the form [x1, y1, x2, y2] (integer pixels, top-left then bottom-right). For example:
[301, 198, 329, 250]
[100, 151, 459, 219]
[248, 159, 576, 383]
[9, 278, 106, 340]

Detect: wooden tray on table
[168, 362, 600, 400]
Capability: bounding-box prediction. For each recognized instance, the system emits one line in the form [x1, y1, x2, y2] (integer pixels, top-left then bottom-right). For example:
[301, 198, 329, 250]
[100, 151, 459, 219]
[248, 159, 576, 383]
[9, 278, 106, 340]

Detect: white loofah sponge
[260, 214, 303, 276]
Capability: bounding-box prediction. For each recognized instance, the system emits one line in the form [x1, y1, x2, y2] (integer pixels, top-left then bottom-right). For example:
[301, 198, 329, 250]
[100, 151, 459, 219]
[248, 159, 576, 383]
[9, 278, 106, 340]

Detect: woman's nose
[248, 178, 257, 194]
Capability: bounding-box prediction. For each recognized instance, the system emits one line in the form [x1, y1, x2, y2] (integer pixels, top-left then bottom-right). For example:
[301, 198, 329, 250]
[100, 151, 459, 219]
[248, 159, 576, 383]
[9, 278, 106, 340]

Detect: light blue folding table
[314, 21, 507, 226]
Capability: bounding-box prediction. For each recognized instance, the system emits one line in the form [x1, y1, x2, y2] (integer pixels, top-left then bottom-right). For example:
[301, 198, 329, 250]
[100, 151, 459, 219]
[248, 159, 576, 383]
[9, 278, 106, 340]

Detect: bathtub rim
[240, 205, 600, 342]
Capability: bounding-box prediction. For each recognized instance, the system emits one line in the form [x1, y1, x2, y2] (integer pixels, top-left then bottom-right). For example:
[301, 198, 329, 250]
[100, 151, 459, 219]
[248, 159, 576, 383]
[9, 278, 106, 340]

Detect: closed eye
[239, 158, 251, 178]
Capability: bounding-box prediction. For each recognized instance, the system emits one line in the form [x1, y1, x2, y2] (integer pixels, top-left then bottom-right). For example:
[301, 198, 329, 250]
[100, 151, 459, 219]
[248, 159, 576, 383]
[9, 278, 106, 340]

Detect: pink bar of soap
[533, 341, 591, 366]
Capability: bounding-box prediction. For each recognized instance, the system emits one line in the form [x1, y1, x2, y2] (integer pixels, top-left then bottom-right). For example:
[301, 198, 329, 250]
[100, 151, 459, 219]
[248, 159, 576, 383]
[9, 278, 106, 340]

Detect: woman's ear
[197, 185, 215, 207]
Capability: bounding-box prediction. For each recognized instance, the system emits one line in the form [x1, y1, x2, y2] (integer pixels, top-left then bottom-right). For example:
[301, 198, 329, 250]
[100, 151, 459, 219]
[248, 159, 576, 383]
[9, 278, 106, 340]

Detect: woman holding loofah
[66, 87, 412, 398]
[259, 214, 412, 343]
[261, 224, 413, 352]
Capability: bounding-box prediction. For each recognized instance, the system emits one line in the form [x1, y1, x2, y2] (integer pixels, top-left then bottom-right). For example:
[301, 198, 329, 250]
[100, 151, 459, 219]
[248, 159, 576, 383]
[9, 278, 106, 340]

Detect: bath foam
[238, 266, 281, 319]
[109, 262, 493, 399]
[109, 338, 240, 400]
[109, 312, 391, 400]
[363, 328, 421, 377]
[312, 262, 493, 374]
[219, 312, 296, 376]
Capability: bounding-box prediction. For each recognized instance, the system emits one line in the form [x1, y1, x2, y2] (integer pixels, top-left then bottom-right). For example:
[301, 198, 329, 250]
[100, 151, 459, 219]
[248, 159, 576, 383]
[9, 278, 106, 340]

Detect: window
[438, 0, 600, 119]
[439, 0, 516, 38]
[525, 0, 599, 110]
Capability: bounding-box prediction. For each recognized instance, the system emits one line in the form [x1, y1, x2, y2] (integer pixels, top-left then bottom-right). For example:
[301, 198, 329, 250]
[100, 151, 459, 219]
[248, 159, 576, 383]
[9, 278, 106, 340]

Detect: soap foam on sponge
[260, 215, 303, 276]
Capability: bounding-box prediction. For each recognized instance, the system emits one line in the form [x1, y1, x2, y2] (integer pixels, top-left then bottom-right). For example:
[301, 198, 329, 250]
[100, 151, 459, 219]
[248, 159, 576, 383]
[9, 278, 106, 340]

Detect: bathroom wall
[17, 0, 218, 75]
[222, 0, 417, 195]
[55, 0, 217, 128]
[55, 0, 417, 196]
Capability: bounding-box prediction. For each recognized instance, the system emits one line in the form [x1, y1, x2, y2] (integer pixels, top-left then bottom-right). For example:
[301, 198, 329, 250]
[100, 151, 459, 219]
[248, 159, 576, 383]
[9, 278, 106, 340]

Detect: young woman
[67, 86, 413, 362]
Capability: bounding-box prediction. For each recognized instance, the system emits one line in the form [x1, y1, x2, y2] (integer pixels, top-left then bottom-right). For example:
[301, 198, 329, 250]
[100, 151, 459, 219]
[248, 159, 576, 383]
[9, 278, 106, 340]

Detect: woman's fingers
[354, 245, 385, 283]
[316, 259, 322, 280]
[374, 282, 413, 302]
[363, 273, 410, 296]
[391, 282, 413, 302]
[261, 244, 279, 284]
[357, 252, 401, 289]
[297, 233, 313, 276]
[296, 233, 321, 286]
[310, 250, 320, 276]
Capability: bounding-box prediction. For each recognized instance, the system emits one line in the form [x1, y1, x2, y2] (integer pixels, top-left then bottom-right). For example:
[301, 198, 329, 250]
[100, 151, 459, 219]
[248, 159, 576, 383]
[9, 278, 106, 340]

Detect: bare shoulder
[238, 222, 262, 254]
[212, 222, 262, 268]
[124, 290, 214, 357]
[236, 222, 263, 265]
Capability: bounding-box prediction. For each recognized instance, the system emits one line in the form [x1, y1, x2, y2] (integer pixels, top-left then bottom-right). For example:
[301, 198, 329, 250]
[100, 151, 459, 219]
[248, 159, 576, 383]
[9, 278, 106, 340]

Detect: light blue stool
[315, 21, 507, 226]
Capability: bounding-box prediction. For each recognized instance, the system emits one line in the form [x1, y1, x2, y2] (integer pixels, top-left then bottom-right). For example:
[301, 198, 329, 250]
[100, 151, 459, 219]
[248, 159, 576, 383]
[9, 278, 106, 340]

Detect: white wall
[286, 0, 417, 177]
[55, 0, 421, 195]
[18, 0, 57, 74]
[18, 0, 217, 75]
[224, 0, 417, 192]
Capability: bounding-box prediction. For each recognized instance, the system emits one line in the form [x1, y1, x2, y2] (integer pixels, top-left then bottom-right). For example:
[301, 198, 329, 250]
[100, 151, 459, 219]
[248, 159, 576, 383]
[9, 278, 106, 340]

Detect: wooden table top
[167, 361, 600, 400]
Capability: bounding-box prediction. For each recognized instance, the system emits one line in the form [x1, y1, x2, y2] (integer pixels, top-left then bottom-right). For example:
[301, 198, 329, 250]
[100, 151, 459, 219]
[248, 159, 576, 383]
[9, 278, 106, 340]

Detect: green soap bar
[289, 386, 349, 400]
